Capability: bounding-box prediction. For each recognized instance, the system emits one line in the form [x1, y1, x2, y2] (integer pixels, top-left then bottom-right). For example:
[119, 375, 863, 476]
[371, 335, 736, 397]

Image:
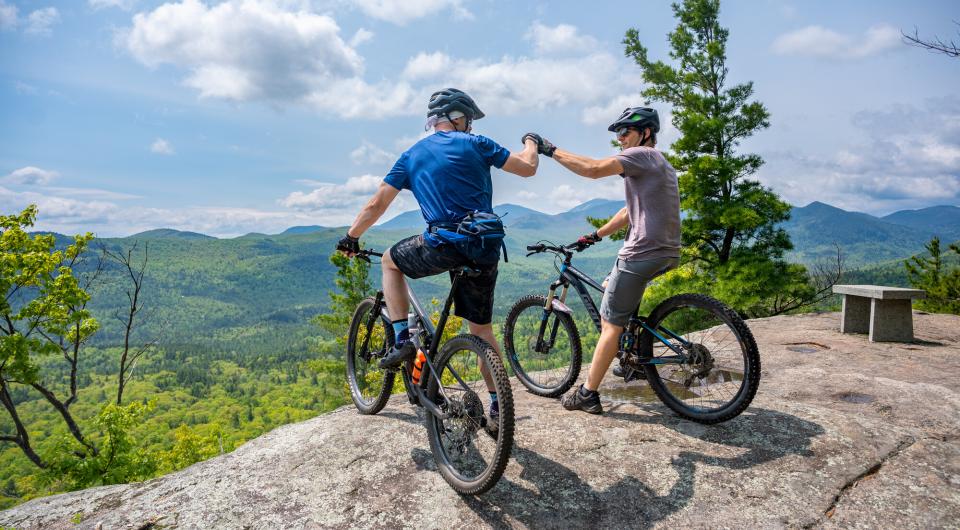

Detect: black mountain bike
[503, 242, 760, 424]
[344, 249, 514, 495]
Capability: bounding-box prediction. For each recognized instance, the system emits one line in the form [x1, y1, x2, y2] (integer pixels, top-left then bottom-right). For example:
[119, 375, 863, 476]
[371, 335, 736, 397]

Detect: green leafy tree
[314, 252, 373, 347]
[1, 206, 98, 468]
[0, 206, 154, 489]
[45, 401, 158, 489]
[905, 237, 960, 314]
[618, 0, 835, 317]
[158, 424, 222, 473]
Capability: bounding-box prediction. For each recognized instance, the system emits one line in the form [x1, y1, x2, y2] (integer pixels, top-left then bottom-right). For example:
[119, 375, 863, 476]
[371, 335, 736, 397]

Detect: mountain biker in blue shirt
[337, 88, 540, 417]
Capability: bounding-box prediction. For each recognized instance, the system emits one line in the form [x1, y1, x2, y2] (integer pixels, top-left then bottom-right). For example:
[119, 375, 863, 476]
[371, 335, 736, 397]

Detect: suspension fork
[358, 291, 386, 362]
[537, 280, 568, 352]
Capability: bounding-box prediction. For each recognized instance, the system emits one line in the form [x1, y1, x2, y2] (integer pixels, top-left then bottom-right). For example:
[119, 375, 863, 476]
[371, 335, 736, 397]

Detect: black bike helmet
[427, 88, 485, 120]
[607, 106, 660, 133]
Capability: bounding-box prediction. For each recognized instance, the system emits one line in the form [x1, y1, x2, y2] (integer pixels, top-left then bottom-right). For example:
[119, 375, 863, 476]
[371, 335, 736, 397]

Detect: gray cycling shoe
[561, 384, 603, 415]
[379, 341, 415, 369]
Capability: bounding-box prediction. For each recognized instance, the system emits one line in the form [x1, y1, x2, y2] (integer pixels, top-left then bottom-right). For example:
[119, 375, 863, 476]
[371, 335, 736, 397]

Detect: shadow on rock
[604, 406, 826, 469]
[459, 407, 824, 528]
[459, 446, 695, 529]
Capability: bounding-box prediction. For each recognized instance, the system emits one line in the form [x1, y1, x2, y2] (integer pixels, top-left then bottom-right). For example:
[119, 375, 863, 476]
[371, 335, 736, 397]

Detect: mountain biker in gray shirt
[524, 107, 681, 414]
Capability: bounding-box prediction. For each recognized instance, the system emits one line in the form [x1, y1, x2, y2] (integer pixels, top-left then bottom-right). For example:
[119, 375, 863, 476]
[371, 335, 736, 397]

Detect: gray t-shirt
[614, 146, 681, 261]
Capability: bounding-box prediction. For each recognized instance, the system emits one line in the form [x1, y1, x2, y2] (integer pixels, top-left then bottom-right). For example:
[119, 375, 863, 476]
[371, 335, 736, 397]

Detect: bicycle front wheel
[425, 334, 514, 495]
[345, 297, 395, 415]
[503, 294, 581, 397]
[640, 294, 760, 424]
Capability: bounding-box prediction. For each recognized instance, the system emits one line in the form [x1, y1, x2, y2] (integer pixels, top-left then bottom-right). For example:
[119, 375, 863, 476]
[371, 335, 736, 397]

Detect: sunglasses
[615, 127, 635, 138]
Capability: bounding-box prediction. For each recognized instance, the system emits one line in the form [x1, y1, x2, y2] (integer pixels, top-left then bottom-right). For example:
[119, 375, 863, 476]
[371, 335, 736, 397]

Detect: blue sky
[1, 0, 958, 237]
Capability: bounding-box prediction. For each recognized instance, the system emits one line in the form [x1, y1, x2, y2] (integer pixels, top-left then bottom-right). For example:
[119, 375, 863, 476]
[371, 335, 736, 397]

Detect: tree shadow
[385, 400, 825, 528]
[457, 406, 824, 529]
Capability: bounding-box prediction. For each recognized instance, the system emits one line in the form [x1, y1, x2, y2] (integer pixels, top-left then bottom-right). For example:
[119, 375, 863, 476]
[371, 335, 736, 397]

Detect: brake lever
[525, 251, 537, 257]
[356, 254, 371, 263]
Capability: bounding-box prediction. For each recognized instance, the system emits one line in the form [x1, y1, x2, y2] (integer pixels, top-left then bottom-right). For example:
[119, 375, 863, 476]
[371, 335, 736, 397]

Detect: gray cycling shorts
[599, 256, 680, 327]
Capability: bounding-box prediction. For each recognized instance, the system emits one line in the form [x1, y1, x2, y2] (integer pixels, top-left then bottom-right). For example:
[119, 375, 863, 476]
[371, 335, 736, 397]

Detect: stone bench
[833, 285, 927, 342]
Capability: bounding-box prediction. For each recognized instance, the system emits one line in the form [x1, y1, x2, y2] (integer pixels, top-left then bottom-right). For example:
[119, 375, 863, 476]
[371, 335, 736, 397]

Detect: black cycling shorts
[388, 234, 498, 325]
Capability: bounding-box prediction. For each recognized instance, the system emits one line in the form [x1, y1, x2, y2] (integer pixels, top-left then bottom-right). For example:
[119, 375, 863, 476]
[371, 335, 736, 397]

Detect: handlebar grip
[526, 244, 544, 251]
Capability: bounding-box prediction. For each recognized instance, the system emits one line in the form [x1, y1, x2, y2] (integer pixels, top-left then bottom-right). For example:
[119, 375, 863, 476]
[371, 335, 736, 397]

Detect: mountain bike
[344, 249, 514, 495]
[503, 242, 760, 424]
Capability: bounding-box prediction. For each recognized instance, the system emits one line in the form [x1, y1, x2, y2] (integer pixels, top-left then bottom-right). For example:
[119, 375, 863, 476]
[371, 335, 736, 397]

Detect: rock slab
[1, 311, 958, 529]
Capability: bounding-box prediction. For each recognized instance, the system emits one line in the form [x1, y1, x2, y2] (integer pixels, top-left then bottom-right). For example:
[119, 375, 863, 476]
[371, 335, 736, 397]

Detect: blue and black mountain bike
[503, 241, 760, 424]
[344, 249, 514, 495]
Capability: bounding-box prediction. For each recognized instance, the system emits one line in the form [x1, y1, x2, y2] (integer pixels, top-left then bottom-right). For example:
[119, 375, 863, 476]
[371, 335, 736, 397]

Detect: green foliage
[620, 0, 816, 317]
[1, 205, 95, 385]
[159, 424, 221, 473]
[43, 401, 157, 490]
[314, 251, 373, 348]
[905, 237, 960, 314]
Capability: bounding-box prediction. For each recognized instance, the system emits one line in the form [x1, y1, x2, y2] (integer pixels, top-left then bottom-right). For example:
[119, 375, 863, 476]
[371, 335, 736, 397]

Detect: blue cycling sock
[488, 392, 498, 404]
[392, 319, 410, 344]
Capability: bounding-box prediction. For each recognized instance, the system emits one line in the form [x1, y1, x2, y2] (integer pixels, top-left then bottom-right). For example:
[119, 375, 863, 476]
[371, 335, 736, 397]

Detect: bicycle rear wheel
[425, 334, 514, 495]
[345, 297, 395, 415]
[503, 294, 581, 397]
[640, 294, 760, 424]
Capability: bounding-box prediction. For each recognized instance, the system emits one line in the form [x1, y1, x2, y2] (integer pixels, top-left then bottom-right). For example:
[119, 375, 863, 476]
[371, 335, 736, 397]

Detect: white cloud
[525, 22, 598, 55]
[403, 52, 622, 115]
[150, 138, 175, 155]
[581, 95, 643, 126]
[762, 97, 960, 214]
[0, 186, 118, 225]
[25, 7, 59, 36]
[349, 28, 373, 47]
[402, 51, 452, 79]
[0, 1, 17, 31]
[350, 140, 395, 165]
[772, 24, 900, 59]
[350, 0, 472, 25]
[280, 174, 383, 211]
[124, 0, 364, 102]
[89, 0, 137, 10]
[5, 166, 59, 185]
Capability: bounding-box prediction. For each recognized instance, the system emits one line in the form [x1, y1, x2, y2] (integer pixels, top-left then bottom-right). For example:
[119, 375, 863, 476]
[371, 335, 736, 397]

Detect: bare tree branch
[105, 242, 151, 405]
[902, 23, 960, 58]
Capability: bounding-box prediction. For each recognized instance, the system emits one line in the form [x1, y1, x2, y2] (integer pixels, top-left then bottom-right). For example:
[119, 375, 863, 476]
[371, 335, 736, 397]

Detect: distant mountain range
[26, 198, 959, 354]
[40, 199, 960, 268]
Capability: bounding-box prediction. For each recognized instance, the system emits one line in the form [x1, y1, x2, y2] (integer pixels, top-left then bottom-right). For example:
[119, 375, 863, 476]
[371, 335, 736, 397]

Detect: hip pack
[428, 211, 508, 266]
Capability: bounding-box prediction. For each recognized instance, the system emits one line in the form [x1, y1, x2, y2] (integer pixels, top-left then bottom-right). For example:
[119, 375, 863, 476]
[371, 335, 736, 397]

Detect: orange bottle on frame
[411, 350, 427, 385]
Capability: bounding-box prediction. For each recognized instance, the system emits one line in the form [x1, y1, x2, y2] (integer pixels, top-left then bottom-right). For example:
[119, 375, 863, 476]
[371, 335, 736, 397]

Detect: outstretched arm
[500, 138, 539, 177]
[596, 207, 629, 238]
[347, 183, 401, 238]
[552, 149, 623, 179]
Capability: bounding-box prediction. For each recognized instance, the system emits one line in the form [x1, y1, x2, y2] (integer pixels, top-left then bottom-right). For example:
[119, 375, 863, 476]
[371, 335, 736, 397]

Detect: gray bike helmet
[427, 88, 485, 120]
[607, 106, 660, 133]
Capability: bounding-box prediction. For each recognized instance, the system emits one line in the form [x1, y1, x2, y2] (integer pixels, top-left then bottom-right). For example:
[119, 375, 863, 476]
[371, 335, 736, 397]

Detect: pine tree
[620, 0, 825, 317]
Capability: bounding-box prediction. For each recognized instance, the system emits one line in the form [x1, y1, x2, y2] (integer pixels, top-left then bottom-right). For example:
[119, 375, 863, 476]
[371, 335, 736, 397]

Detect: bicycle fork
[536, 281, 572, 353]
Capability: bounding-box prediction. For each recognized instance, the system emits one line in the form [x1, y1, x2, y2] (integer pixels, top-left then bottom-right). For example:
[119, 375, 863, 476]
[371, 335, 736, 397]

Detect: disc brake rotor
[681, 343, 715, 387]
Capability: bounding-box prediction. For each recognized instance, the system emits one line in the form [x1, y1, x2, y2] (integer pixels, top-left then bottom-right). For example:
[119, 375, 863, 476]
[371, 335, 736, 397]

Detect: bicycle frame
[538, 249, 691, 361]
[361, 267, 475, 422]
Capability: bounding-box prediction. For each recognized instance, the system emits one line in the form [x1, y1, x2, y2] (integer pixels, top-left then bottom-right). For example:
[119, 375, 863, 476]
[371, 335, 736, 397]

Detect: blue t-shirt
[384, 131, 511, 245]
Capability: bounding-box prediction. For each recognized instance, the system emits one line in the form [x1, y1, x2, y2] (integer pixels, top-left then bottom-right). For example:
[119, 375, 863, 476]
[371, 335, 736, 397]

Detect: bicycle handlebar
[353, 248, 383, 262]
[524, 241, 582, 259]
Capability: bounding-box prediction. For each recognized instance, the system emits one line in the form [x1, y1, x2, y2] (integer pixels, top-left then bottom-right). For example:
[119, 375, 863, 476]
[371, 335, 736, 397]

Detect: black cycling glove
[521, 132, 557, 157]
[336, 233, 360, 254]
[569, 231, 601, 251]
